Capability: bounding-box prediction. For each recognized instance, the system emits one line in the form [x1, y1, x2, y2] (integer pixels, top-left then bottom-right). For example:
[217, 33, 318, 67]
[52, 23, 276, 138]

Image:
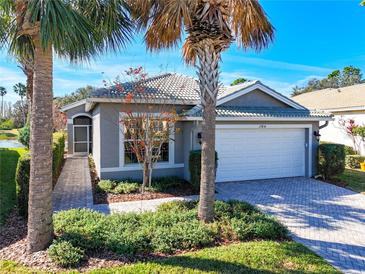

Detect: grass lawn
[0, 148, 27, 225]
[0, 129, 19, 140]
[0, 241, 339, 273]
[334, 168, 365, 194]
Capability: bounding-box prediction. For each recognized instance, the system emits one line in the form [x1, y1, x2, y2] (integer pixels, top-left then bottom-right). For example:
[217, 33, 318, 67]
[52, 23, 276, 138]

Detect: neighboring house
[292, 83, 365, 155]
[61, 73, 332, 182]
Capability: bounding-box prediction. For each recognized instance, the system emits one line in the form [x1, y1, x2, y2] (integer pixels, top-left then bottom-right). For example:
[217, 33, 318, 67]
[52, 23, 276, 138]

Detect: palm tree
[0, 0, 133, 252]
[130, 0, 274, 222]
[13, 82, 27, 123]
[0, 86, 6, 118]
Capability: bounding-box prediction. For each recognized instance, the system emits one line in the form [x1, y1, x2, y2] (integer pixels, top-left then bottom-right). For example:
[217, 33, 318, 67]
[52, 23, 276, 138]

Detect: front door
[74, 125, 91, 155]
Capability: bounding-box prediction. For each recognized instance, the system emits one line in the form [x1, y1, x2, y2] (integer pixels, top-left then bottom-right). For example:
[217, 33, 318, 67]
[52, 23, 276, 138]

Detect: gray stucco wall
[222, 89, 291, 108]
[65, 103, 90, 154]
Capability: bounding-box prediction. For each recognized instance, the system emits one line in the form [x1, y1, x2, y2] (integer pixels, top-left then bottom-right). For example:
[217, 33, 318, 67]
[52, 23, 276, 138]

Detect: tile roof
[185, 106, 332, 119]
[89, 73, 259, 103]
[292, 83, 365, 110]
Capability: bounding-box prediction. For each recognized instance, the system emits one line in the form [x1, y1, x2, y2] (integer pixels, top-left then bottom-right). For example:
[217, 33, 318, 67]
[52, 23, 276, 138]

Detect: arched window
[73, 115, 92, 154]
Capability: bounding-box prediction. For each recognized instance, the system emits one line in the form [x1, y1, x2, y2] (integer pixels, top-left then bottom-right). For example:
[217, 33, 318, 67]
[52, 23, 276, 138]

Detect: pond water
[0, 140, 25, 148]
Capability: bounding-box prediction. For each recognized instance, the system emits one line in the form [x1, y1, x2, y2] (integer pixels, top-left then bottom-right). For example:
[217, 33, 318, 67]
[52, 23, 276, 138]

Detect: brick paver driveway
[216, 177, 365, 274]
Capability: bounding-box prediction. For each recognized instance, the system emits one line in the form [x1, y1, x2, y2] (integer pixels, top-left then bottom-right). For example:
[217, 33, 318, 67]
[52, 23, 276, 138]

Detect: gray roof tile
[186, 106, 332, 119]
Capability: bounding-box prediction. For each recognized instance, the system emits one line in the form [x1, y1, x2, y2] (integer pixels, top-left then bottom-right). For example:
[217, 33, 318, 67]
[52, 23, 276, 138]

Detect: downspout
[319, 121, 329, 129]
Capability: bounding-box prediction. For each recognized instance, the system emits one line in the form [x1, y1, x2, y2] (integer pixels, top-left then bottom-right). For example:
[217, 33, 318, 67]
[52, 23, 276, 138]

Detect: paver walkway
[216, 177, 365, 274]
[53, 156, 93, 212]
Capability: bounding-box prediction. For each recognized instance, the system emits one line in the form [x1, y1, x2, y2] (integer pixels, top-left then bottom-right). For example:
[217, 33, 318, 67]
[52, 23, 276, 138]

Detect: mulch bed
[95, 185, 198, 204]
[0, 210, 131, 272]
[88, 156, 199, 205]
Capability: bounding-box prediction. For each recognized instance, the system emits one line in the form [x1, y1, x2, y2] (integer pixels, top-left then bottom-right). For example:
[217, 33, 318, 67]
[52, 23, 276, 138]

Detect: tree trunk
[142, 162, 150, 193]
[25, 64, 34, 120]
[197, 46, 220, 223]
[27, 35, 54, 252]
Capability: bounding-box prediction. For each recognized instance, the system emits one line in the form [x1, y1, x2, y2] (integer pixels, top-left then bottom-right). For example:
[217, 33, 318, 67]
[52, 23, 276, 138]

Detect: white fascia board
[60, 99, 87, 112]
[323, 106, 365, 112]
[217, 83, 306, 110]
[183, 116, 334, 122]
[84, 97, 199, 112]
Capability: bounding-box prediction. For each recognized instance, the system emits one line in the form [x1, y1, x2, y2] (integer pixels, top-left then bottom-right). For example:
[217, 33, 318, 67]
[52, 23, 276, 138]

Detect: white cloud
[223, 56, 333, 74]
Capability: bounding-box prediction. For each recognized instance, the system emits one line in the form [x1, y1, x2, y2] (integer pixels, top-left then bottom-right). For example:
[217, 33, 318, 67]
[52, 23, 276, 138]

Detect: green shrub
[52, 200, 289, 257]
[48, 241, 85, 267]
[0, 119, 14, 130]
[53, 208, 106, 250]
[53, 133, 65, 182]
[318, 143, 345, 179]
[151, 176, 187, 192]
[16, 133, 65, 217]
[18, 124, 30, 148]
[189, 150, 218, 190]
[346, 155, 365, 169]
[16, 153, 30, 217]
[151, 221, 215, 254]
[98, 180, 116, 193]
[344, 145, 356, 156]
[353, 126, 365, 140]
[113, 182, 140, 194]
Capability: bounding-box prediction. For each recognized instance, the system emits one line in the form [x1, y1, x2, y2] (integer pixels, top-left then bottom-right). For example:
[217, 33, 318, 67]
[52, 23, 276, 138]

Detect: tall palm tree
[0, 0, 133, 252]
[13, 82, 27, 123]
[0, 86, 6, 118]
[130, 0, 274, 222]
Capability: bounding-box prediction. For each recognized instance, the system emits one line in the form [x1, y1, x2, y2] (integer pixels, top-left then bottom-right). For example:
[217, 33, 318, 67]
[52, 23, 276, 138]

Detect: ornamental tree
[107, 67, 179, 191]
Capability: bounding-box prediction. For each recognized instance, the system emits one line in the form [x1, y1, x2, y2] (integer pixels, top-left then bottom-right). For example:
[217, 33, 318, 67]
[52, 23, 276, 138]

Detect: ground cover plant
[50, 200, 289, 267]
[94, 177, 198, 204]
[0, 148, 27, 225]
[333, 168, 365, 194]
[0, 241, 339, 273]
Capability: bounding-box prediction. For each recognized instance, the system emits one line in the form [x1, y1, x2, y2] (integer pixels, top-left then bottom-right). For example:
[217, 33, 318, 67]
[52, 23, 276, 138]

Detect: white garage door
[216, 127, 306, 182]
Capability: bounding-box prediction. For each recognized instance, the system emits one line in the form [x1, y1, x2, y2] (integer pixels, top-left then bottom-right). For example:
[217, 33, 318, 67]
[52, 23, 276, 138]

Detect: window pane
[74, 117, 91, 125]
[124, 141, 139, 164]
[75, 143, 87, 153]
[74, 127, 87, 142]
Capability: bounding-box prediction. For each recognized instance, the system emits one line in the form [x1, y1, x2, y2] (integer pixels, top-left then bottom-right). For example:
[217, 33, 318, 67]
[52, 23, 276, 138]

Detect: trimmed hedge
[51, 200, 289, 266]
[189, 150, 218, 190]
[318, 143, 345, 180]
[346, 155, 365, 169]
[15, 153, 30, 217]
[16, 133, 65, 217]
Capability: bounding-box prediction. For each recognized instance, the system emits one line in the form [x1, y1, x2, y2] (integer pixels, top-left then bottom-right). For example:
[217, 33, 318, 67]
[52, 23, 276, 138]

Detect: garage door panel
[216, 128, 306, 182]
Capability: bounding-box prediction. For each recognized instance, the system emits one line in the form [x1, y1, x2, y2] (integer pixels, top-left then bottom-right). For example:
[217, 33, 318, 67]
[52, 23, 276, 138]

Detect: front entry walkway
[216, 177, 365, 274]
[53, 156, 93, 212]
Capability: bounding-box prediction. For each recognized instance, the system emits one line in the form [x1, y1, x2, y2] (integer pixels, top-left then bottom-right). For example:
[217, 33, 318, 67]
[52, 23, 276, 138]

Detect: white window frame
[118, 112, 176, 170]
[72, 114, 93, 155]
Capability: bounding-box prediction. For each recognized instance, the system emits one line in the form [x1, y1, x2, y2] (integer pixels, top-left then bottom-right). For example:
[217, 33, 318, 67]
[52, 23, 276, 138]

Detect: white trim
[101, 163, 184, 173]
[217, 82, 305, 110]
[118, 112, 175, 168]
[85, 98, 199, 112]
[61, 99, 86, 112]
[184, 116, 333, 122]
[215, 123, 313, 177]
[71, 113, 92, 119]
[323, 106, 365, 112]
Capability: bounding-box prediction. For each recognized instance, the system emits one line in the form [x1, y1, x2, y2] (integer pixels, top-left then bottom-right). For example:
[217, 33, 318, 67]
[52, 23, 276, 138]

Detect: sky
[1, 0, 365, 103]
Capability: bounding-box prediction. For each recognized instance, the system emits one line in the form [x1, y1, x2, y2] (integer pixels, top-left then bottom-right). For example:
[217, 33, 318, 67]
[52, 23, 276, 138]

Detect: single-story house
[292, 83, 365, 155]
[61, 73, 332, 182]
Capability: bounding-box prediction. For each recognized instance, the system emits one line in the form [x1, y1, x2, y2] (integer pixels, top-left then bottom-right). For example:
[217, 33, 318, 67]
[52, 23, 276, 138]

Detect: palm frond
[229, 0, 274, 51]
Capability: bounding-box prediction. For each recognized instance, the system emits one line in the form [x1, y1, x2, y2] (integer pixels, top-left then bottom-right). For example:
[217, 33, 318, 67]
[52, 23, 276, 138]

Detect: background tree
[231, 77, 247, 86]
[54, 85, 95, 107]
[12, 100, 28, 128]
[338, 117, 360, 154]
[0, 0, 133, 252]
[0, 86, 6, 118]
[292, 66, 364, 96]
[13, 82, 27, 124]
[130, 0, 274, 222]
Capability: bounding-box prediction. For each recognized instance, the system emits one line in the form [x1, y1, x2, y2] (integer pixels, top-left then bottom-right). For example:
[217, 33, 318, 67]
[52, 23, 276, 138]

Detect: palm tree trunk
[197, 46, 220, 223]
[26, 65, 33, 121]
[27, 35, 54, 252]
